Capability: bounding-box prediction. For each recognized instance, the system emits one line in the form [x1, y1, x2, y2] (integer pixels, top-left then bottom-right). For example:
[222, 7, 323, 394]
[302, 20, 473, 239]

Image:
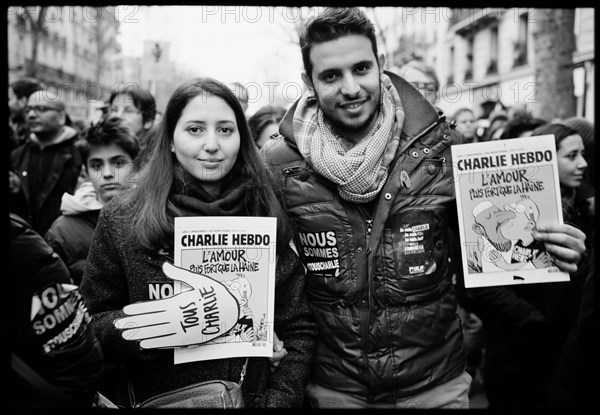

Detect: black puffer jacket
[262, 71, 465, 402]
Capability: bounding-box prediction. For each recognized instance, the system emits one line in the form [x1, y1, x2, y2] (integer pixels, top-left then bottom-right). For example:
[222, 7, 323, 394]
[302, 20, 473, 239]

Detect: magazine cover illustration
[451, 135, 569, 288]
[173, 216, 277, 364]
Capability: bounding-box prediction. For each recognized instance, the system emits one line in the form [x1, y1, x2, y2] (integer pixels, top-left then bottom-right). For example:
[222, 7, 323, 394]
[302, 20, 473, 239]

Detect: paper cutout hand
[114, 262, 240, 349]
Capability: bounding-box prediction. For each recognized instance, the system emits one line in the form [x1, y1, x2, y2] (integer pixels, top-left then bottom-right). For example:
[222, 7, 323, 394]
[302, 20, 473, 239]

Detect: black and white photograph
[7, 5, 595, 411]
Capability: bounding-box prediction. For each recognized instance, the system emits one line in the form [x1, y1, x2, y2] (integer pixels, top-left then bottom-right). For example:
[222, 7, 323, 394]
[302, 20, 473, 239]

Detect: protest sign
[173, 216, 277, 364]
[451, 135, 569, 288]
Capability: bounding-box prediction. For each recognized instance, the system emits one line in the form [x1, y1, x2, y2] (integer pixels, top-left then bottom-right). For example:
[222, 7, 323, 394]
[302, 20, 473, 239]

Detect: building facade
[8, 6, 122, 123]
[390, 8, 594, 122]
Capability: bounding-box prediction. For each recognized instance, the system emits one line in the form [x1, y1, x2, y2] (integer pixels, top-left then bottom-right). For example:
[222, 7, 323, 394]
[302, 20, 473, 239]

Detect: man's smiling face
[303, 34, 384, 143]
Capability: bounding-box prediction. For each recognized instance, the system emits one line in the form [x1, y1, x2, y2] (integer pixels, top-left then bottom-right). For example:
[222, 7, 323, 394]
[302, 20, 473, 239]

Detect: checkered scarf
[293, 74, 404, 203]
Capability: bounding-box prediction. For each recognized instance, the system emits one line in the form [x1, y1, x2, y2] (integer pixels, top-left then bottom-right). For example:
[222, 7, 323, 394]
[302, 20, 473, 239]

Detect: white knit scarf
[293, 74, 404, 203]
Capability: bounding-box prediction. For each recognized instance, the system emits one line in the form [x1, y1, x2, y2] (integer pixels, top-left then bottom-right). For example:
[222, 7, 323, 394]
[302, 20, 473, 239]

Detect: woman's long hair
[122, 77, 292, 251]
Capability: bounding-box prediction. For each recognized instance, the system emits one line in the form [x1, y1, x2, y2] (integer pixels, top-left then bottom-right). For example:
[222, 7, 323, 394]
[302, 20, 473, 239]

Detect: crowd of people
[8, 7, 594, 410]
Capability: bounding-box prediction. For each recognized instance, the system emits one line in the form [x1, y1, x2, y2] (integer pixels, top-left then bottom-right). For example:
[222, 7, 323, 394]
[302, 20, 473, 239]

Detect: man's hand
[114, 262, 240, 349]
[532, 224, 586, 274]
[269, 332, 288, 372]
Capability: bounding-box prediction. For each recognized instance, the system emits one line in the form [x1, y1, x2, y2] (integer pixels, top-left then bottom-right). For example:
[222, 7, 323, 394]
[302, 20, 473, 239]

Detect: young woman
[79, 77, 316, 408]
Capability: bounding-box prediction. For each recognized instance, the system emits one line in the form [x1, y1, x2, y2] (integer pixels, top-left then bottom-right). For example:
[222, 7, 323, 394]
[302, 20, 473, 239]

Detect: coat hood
[60, 181, 103, 215]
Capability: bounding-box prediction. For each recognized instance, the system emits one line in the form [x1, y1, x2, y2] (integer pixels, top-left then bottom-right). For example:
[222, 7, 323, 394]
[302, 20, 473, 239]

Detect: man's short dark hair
[77, 117, 140, 167]
[300, 7, 378, 82]
[109, 88, 157, 126]
[11, 77, 45, 99]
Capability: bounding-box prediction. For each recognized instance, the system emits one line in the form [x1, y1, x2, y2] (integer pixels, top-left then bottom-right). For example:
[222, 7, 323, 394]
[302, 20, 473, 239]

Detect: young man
[261, 7, 586, 409]
[45, 118, 140, 285]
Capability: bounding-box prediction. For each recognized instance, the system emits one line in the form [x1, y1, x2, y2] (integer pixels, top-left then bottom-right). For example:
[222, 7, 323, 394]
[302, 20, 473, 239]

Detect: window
[465, 36, 474, 80]
[448, 45, 455, 84]
[513, 12, 529, 67]
[487, 26, 499, 75]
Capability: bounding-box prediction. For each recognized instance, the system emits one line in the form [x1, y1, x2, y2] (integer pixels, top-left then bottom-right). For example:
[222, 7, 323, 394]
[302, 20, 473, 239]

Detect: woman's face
[172, 94, 240, 196]
[557, 134, 587, 189]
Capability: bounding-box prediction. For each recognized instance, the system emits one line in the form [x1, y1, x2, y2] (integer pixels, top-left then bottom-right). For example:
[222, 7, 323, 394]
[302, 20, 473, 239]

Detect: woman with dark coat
[79, 77, 317, 408]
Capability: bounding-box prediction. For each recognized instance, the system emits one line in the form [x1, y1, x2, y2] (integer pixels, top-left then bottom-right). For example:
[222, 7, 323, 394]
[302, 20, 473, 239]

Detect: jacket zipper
[355, 204, 373, 392]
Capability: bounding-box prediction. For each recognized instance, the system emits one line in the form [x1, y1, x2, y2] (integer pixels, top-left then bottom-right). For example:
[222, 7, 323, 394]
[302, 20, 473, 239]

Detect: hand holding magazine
[451, 135, 571, 288]
[114, 262, 240, 349]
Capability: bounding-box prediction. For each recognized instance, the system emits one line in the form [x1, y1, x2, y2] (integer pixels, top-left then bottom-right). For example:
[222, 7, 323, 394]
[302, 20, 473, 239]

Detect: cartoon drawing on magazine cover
[220, 273, 267, 343]
[471, 196, 553, 273]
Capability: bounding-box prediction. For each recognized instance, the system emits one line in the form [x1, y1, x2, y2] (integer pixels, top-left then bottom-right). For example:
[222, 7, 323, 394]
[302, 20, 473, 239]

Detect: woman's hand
[532, 223, 586, 273]
[268, 332, 288, 372]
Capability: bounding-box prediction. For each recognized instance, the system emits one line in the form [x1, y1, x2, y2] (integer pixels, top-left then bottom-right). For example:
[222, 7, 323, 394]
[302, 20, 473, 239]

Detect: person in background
[9, 212, 104, 408]
[107, 88, 156, 172]
[560, 117, 594, 187]
[107, 88, 156, 149]
[79, 77, 316, 408]
[500, 116, 547, 140]
[506, 103, 530, 121]
[8, 77, 45, 150]
[396, 60, 440, 106]
[10, 89, 82, 235]
[228, 81, 250, 114]
[482, 112, 508, 141]
[248, 104, 286, 149]
[531, 124, 594, 238]
[460, 123, 592, 411]
[45, 117, 140, 285]
[451, 108, 477, 143]
[475, 100, 503, 141]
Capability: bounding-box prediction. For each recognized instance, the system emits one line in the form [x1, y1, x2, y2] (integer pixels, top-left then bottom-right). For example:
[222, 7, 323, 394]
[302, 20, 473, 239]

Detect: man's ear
[473, 223, 484, 236]
[378, 54, 386, 74]
[301, 72, 314, 94]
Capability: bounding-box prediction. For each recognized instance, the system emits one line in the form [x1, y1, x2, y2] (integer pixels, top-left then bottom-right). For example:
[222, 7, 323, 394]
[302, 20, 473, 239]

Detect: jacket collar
[29, 125, 78, 149]
[279, 70, 441, 149]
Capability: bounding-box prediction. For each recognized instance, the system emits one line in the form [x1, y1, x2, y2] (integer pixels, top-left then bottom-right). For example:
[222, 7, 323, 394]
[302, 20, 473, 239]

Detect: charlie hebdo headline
[456, 150, 550, 200]
[180, 232, 271, 274]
